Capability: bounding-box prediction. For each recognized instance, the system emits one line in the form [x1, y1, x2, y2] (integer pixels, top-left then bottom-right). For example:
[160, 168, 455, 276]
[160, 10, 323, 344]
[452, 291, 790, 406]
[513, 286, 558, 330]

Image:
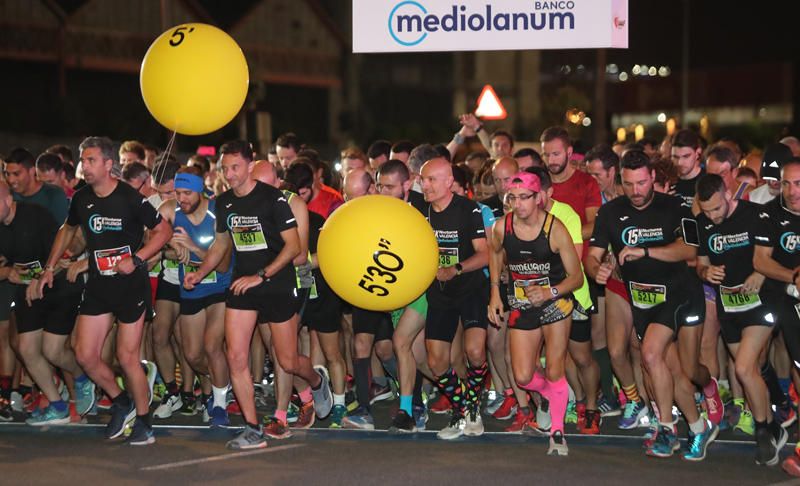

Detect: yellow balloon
[318, 195, 438, 311]
[140, 24, 249, 135]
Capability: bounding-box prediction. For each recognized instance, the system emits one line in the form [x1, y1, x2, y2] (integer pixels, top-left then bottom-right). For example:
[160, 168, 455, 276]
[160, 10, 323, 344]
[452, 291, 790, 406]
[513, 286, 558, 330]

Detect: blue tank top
[176, 199, 232, 299]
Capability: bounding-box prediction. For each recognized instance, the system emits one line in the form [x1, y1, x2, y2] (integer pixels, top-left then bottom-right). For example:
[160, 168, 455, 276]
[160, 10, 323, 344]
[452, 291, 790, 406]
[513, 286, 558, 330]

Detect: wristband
[476, 124, 484, 133]
[643, 247, 650, 258]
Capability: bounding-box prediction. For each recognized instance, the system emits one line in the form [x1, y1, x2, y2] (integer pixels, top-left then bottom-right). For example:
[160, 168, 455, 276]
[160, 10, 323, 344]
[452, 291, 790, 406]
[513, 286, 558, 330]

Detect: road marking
[141, 443, 305, 471]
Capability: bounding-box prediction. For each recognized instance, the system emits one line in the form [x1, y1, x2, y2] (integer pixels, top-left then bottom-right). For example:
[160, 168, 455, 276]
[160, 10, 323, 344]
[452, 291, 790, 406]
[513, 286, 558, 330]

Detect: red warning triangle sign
[474, 84, 507, 120]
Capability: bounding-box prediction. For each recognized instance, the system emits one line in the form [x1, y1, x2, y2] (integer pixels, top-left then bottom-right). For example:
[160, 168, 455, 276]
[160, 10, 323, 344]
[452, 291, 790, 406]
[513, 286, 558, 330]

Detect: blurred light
[631, 65, 641, 75]
[616, 128, 627, 143]
[648, 66, 657, 76]
[619, 72, 628, 81]
[640, 65, 648, 75]
[582, 117, 592, 127]
[334, 162, 342, 172]
[634, 124, 645, 141]
[561, 65, 572, 75]
[607, 63, 619, 74]
[658, 66, 670, 77]
[657, 112, 667, 123]
[576, 64, 585, 73]
[666, 118, 677, 136]
[566, 108, 583, 125]
[700, 115, 710, 139]
[758, 107, 767, 118]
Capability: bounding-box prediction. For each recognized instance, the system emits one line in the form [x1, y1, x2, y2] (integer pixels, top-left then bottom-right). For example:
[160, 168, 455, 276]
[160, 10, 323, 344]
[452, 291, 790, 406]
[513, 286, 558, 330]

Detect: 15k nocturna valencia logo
[388, 2, 577, 46]
[88, 214, 122, 234]
[780, 232, 800, 253]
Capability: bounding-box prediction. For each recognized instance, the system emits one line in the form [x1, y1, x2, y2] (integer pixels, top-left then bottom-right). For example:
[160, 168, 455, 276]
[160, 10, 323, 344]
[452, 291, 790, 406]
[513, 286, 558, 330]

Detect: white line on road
[140, 443, 306, 471]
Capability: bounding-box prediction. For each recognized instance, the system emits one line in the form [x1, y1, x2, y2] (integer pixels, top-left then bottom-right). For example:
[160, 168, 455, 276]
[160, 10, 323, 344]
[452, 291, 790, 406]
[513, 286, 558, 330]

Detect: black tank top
[503, 211, 566, 310]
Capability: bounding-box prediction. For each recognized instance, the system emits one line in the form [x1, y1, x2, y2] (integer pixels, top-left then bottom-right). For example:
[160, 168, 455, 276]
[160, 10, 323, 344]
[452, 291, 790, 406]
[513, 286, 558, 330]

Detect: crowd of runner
[2, 119, 800, 475]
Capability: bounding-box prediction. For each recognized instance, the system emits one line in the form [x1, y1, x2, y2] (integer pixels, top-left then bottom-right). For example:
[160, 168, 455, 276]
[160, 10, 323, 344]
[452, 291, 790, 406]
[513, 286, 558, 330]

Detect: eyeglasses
[504, 193, 536, 203]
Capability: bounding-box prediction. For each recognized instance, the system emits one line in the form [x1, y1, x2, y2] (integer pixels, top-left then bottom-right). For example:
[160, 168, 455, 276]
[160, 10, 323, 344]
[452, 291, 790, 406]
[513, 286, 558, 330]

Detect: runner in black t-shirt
[420, 157, 489, 440]
[38, 136, 173, 446]
[751, 161, 800, 474]
[488, 171, 583, 456]
[0, 185, 93, 425]
[184, 141, 332, 450]
[586, 150, 715, 460]
[696, 174, 786, 465]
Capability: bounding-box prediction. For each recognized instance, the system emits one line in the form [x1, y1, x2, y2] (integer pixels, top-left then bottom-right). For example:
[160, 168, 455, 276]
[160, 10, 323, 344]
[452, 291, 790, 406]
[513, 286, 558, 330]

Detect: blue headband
[174, 173, 204, 193]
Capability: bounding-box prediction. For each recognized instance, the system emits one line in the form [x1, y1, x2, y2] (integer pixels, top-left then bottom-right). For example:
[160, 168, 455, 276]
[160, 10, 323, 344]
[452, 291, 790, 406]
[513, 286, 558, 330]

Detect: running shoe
[598, 394, 622, 417]
[141, 360, 158, 406]
[437, 413, 466, 440]
[388, 409, 417, 434]
[791, 383, 800, 409]
[646, 425, 680, 458]
[262, 416, 292, 439]
[575, 401, 586, 429]
[703, 378, 724, 426]
[774, 402, 797, 428]
[756, 425, 788, 466]
[484, 391, 505, 415]
[412, 404, 428, 431]
[492, 395, 518, 420]
[506, 407, 534, 433]
[463, 405, 484, 437]
[719, 381, 733, 405]
[127, 417, 155, 446]
[342, 405, 374, 430]
[369, 382, 394, 405]
[293, 401, 316, 429]
[25, 403, 69, 426]
[328, 404, 347, 429]
[521, 417, 550, 437]
[547, 431, 568, 456]
[580, 409, 601, 435]
[179, 393, 197, 416]
[287, 402, 300, 424]
[96, 395, 113, 411]
[429, 394, 451, 414]
[207, 397, 230, 428]
[105, 398, 136, 439]
[74, 378, 96, 417]
[69, 401, 85, 424]
[154, 393, 183, 419]
[536, 399, 552, 432]
[683, 420, 718, 461]
[734, 407, 755, 436]
[310, 365, 333, 419]
[152, 382, 167, 403]
[565, 400, 577, 425]
[254, 385, 269, 409]
[226, 400, 242, 416]
[9, 391, 23, 413]
[227, 424, 267, 450]
[619, 400, 648, 430]
[782, 448, 800, 477]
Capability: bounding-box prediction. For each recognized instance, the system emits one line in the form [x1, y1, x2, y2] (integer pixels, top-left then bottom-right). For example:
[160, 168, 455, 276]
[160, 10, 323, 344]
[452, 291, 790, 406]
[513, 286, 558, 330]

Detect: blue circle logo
[89, 213, 103, 234]
[781, 232, 799, 253]
[388, 1, 428, 47]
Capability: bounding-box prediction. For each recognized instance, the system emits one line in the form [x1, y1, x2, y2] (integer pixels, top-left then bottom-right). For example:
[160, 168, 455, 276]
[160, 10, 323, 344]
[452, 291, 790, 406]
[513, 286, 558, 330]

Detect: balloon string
[154, 129, 178, 187]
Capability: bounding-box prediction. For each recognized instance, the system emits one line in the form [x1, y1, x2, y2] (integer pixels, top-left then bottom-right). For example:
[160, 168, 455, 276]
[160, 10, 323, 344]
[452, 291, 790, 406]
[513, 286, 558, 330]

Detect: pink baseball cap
[507, 171, 541, 193]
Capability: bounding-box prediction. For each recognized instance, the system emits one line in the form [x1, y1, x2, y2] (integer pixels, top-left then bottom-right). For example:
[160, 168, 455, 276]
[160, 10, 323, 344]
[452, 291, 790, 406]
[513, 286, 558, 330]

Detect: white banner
[353, 0, 628, 53]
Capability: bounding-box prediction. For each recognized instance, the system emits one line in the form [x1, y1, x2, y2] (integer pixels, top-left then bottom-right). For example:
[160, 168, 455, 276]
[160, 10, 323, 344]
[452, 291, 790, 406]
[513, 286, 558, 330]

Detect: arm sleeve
[588, 205, 610, 248]
[753, 207, 777, 247]
[467, 201, 486, 239]
[584, 176, 602, 209]
[273, 195, 298, 232]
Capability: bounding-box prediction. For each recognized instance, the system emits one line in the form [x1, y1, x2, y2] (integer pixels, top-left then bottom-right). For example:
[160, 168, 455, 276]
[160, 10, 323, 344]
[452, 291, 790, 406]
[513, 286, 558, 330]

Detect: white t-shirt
[749, 183, 777, 204]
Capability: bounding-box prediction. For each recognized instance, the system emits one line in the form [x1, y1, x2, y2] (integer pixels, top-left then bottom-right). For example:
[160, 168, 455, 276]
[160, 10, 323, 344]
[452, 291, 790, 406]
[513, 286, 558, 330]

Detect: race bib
[438, 247, 458, 268]
[185, 261, 217, 285]
[13, 260, 42, 284]
[162, 258, 181, 285]
[719, 284, 762, 313]
[629, 281, 666, 309]
[231, 223, 268, 252]
[512, 277, 551, 301]
[309, 276, 319, 300]
[94, 246, 132, 276]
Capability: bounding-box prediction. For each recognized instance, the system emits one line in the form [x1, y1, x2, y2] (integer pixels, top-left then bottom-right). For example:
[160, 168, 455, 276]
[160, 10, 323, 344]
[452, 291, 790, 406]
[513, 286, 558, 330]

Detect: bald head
[420, 157, 454, 205]
[492, 156, 519, 197]
[343, 168, 374, 201]
[252, 160, 279, 187]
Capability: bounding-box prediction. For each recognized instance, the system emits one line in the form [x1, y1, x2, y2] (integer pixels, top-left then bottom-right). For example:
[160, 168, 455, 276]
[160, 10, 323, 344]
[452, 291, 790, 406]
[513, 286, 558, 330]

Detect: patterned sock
[436, 368, 466, 417]
[622, 383, 640, 404]
[465, 361, 489, 408]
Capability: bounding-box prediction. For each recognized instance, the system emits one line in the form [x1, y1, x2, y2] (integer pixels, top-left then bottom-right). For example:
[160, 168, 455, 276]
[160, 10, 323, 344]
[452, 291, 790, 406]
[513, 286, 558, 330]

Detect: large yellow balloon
[318, 195, 438, 311]
[140, 24, 249, 135]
